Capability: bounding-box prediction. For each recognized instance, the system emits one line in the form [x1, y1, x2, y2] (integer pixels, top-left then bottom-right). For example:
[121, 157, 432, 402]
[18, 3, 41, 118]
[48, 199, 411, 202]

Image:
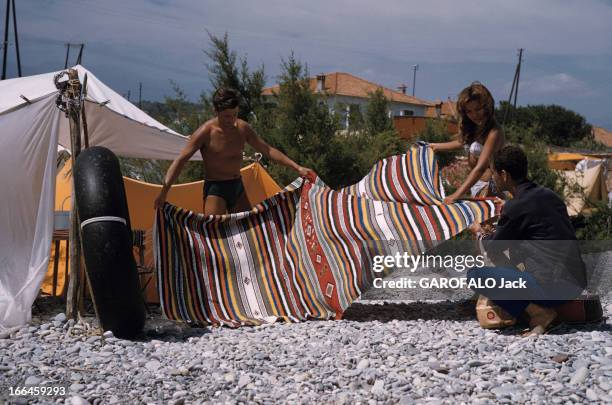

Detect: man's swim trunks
[204, 178, 245, 209]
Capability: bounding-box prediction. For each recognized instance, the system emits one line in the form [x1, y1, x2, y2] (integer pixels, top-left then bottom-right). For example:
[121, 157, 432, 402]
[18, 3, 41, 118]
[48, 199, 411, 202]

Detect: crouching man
[467, 145, 587, 336]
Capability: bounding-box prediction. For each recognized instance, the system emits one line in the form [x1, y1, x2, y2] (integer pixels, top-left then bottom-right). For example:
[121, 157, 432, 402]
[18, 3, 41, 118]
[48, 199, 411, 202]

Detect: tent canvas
[559, 161, 609, 216]
[0, 65, 201, 330]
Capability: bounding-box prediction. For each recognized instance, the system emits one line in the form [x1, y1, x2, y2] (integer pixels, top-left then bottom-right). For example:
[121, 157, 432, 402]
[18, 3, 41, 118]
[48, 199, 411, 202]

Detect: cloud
[8, 0, 612, 128]
[516, 73, 595, 97]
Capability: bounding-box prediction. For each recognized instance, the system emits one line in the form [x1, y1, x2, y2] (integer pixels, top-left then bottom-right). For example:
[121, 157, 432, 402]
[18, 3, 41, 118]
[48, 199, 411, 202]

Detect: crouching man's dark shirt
[483, 181, 587, 290]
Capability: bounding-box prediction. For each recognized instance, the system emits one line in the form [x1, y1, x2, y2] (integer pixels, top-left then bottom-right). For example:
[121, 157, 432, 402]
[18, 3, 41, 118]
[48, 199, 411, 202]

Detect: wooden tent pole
[81, 73, 90, 149]
[59, 69, 83, 320]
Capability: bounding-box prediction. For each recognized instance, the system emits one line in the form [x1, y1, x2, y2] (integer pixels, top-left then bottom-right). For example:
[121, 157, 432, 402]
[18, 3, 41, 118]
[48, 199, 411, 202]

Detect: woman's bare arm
[430, 136, 463, 152]
[446, 129, 503, 202]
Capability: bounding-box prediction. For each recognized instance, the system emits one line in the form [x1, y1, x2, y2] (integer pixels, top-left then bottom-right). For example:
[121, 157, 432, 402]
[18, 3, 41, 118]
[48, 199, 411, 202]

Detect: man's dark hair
[493, 145, 528, 181]
[212, 88, 240, 112]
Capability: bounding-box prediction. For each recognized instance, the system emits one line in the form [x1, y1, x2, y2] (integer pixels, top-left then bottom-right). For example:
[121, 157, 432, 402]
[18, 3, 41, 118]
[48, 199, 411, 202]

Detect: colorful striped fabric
[154, 146, 496, 326]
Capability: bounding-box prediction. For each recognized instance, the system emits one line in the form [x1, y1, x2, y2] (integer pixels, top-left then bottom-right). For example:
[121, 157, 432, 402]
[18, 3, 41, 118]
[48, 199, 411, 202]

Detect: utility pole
[503, 48, 524, 127]
[513, 48, 523, 109]
[412, 64, 419, 97]
[138, 82, 142, 109]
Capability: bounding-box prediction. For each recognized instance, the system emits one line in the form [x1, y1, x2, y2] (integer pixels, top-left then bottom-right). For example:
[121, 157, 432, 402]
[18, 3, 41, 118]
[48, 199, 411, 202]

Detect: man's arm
[154, 124, 209, 209]
[244, 123, 313, 177]
[482, 202, 525, 264]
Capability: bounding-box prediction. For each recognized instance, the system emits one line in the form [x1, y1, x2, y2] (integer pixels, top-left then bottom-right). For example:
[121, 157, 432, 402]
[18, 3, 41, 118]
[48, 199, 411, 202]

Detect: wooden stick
[461, 197, 501, 201]
[65, 69, 82, 320]
[81, 73, 90, 149]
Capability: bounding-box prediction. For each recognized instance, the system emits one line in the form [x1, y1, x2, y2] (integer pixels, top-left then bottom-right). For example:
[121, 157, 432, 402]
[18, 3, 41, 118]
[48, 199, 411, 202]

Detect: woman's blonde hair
[456, 82, 498, 145]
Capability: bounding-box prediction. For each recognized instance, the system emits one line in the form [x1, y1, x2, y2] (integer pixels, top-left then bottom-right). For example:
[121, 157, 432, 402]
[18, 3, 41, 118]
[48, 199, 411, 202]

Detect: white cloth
[0, 97, 59, 329]
[575, 158, 604, 172]
[0, 65, 199, 331]
[471, 180, 489, 197]
[469, 141, 484, 157]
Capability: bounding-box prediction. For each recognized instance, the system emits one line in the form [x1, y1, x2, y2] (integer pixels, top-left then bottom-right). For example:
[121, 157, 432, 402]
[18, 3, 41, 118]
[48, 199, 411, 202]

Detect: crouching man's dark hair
[212, 88, 240, 112]
[493, 145, 528, 181]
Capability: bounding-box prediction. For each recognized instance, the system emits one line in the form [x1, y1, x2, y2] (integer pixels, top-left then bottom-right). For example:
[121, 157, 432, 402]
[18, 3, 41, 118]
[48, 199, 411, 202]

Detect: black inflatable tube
[73, 146, 145, 339]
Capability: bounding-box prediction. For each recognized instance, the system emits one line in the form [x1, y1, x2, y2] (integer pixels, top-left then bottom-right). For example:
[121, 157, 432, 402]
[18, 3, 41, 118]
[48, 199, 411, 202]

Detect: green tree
[497, 102, 592, 147]
[120, 84, 210, 183]
[334, 102, 366, 132]
[204, 32, 266, 121]
[264, 53, 349, 187]
[365, 88, 394, 135]
[348, 103, 365, 131]
[503, 124, 566, 196]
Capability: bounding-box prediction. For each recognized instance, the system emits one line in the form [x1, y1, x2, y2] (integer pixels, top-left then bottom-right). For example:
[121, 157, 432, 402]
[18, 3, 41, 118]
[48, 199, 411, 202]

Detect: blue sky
[5, 0, 612, 129]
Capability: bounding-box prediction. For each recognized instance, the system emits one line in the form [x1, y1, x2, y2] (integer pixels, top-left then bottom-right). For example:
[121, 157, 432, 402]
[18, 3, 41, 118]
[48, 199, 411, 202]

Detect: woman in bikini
[429, 82, 505, 204]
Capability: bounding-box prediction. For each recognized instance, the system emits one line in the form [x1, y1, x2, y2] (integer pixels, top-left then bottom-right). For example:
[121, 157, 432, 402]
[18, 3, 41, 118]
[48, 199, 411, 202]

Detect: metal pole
[2, 0, 10, 80]
[10, 0, 19, 76]
[64, 43, 70, 69]
[412, 64, 419, 97]
[76, 43, 84, 65]
[138, 82, 142, 109]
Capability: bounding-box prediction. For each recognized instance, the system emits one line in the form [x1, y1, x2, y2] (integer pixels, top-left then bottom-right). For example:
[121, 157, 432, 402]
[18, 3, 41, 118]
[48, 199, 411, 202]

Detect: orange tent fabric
[41, 161, 281, 298]
[548, 152, 602, 170]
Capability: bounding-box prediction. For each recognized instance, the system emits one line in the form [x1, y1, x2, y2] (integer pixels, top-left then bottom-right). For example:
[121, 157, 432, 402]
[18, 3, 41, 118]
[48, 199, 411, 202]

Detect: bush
[574, 202, 612, 240]
[503, 124, 567, 197]
[415, 119, 460, 168]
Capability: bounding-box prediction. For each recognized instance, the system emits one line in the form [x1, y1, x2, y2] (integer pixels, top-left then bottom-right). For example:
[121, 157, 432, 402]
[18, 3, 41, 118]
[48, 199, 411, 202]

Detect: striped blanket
[154, 146, 496, 326]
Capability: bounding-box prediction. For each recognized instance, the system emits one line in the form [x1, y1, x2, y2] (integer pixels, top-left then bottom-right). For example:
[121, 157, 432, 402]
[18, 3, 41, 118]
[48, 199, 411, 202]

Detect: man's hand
[154, 189, 168, 210]
[468, 222, 483, 235]
[297, 166, 314, 178]
[493, 197, 505, 214]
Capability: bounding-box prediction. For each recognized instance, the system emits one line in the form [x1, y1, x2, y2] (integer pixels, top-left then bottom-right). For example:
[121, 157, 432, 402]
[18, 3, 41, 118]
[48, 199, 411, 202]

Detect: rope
[80, 216, 126, 230]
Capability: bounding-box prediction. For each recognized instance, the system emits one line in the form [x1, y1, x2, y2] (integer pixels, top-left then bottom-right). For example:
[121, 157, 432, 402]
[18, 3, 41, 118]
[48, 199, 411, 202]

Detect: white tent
[0, 65, 197, 330]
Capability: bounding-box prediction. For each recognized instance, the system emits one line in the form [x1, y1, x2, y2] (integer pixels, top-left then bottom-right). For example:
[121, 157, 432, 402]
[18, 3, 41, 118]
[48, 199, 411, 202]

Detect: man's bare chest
[205, 129, 246, 154]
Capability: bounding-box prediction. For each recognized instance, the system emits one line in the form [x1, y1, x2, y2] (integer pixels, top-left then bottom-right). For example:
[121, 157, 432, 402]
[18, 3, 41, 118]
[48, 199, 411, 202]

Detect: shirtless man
[154, 88, 313, 215]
